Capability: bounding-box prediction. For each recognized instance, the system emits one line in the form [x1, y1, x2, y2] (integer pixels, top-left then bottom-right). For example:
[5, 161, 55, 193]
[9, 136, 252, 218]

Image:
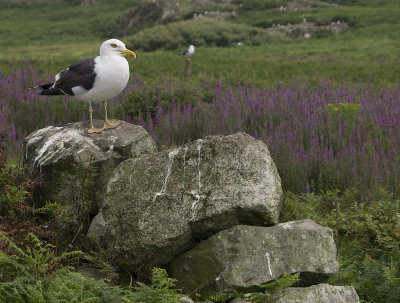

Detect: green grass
[2, 34, 398, 88]
[0, 0, 398, 87]
[123, 34, 399, 87]
[0, 0, 139, 46]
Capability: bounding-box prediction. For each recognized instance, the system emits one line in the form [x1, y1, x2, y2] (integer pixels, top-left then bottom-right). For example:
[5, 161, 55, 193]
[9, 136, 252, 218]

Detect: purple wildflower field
[1, 65, 399, 195]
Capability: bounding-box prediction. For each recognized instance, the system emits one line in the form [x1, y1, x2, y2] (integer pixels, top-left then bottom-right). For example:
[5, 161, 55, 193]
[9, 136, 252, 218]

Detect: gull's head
[100, 39, 136, 59]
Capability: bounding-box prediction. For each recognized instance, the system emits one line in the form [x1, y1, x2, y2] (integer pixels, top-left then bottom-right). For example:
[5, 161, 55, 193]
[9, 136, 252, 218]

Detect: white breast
[75, 55, 130, 103]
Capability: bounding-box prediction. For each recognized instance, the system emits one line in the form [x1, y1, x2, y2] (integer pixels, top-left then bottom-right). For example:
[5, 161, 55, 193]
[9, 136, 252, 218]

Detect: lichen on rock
[22, 120, 157, 216]
[89, 132, 283, 269]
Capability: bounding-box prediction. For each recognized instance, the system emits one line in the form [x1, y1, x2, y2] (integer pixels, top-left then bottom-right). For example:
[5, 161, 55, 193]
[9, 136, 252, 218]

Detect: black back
[40, 58, 96, 96]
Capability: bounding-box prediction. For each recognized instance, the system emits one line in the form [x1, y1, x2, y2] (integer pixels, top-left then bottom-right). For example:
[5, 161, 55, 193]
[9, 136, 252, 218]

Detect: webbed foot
[88, 126, 105, 133]
[104, 119, 121, 129]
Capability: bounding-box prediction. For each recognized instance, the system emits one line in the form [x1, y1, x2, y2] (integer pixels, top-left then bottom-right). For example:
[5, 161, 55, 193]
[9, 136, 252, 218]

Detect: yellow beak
[121, 49, 136, 58]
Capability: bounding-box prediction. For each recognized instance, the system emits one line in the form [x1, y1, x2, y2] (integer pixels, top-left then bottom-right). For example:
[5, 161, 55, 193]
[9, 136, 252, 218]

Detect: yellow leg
[103, 100, 121, 129]
[87, 102, 105, 133]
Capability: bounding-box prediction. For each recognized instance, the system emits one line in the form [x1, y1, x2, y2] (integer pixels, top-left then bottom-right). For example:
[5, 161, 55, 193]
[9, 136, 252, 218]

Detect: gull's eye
[111, 43, 117, 48]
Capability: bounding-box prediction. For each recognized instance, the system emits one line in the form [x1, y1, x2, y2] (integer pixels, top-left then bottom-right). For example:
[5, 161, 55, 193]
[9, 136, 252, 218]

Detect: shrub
[114, 78, 212, 119]
[126, 19, 284, 51]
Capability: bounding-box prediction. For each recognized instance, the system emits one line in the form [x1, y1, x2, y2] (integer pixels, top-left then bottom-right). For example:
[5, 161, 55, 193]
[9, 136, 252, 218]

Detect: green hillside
[0, 0, 398, 86]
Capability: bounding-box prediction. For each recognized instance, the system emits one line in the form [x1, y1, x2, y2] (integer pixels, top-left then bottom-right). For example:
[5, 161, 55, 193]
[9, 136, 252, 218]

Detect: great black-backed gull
[179, 45, 195, 56]
[30, 39, 136, 133]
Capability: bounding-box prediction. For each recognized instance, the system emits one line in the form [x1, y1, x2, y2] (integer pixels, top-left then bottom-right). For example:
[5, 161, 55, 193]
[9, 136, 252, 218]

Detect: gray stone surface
[168, 220, 339, 297]
[276, 284, 360, 303]
[231, 284, 360, 303]
[86, 209, 106, 247]
[90, 133, 282, 269]
[22, 120, 156, 215]
[180, 297, 194, 303]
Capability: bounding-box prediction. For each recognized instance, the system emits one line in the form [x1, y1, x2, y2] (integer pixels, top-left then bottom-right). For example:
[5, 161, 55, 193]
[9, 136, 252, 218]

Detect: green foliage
[114, 78, 212, 119]
[32, 200, 63, 218]
[0, 165, 27, 215]
[0, 135, 27, 215]
[128, 267, 183, 303]
[126, 19, 285, 51]
[0, 233, 84, 283]
[41, 268, 134, 303]
[328, 102, 362, 123]
[331, 254, 400, 303]
[0, 0, 140, 47]
[280, 188, 400, 303]
[248, 273, 300, 303]
[0, 262, 135, 303]
[209, 290, 243, 303]
[0, 234, 186, 303]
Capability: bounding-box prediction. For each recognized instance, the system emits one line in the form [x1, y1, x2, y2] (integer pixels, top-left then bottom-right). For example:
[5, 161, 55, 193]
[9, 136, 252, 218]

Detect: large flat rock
[168, 220, 339, 297]
[22, 120, 157, 214]
[89, 133, 282, 269]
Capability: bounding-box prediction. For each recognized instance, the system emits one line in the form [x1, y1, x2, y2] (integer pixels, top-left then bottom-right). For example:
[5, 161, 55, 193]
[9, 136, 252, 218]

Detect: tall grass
[0, 0, 140, 47]
[132, 81, 400, 196]
[1, 64, 398, 196]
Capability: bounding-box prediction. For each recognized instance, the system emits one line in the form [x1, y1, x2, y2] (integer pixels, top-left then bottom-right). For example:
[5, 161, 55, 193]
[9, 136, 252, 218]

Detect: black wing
[38, 58, 96, 96]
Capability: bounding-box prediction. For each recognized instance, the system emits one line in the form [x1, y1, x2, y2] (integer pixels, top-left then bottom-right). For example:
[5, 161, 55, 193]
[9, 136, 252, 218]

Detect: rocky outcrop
[88, 132, 282, 268]
[168, 220, 339, 297]
[231, 284, 360, 303]
[113, 0, 236, 36]
[22, 120, 157, 215]
[23, 125, 360, 301]
[114, 3, 164, 36]
[268, 20, 348, 39]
